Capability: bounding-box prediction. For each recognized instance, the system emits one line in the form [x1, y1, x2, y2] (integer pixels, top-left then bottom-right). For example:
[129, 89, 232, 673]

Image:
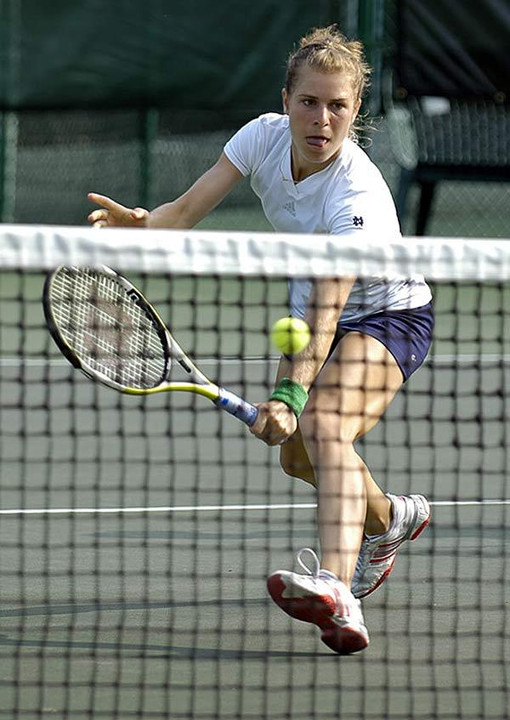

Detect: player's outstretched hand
[250, 400, 297, 446]
[87, 193, 149, 228]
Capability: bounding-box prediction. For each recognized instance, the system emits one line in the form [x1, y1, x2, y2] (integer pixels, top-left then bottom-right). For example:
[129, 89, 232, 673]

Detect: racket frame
[43, 265, 258, 426]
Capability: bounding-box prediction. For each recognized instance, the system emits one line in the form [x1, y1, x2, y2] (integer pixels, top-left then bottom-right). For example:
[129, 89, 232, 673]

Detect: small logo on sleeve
[353, 216, 364, 227]
[283, 201, 296, 217]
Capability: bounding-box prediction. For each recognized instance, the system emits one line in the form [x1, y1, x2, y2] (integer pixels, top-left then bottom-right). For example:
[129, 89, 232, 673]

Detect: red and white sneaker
[351, 493, 431, 599]
[267, 548, 369, 655]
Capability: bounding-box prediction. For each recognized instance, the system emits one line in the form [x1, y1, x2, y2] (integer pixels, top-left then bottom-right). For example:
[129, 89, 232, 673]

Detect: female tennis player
[88, 26, 432, 655]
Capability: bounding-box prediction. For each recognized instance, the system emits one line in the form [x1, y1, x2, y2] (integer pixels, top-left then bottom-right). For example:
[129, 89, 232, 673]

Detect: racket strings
[52, 268, 167, 388]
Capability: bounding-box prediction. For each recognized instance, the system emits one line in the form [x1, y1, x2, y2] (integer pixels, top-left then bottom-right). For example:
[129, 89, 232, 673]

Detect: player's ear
[282, 88, 289, 114]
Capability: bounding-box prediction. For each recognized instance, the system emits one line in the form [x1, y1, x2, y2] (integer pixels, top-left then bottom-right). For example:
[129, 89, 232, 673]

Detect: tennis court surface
[1, 226, 509, 719]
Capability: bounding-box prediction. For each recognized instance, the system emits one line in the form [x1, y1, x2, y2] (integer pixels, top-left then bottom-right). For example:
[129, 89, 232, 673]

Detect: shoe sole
[267, 574, 369, 655]
[355, 496, 431, 600]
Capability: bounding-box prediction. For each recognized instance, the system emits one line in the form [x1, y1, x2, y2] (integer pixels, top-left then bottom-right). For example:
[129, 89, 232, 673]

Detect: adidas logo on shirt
[283, 200, 296, 217]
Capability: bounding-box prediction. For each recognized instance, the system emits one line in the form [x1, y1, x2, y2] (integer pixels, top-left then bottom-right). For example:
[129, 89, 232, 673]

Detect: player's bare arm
[251, 276, 356, 446]
[285, 276, 356, 390]
[87, 195, 149, 228]
[88, 152, 243, 229]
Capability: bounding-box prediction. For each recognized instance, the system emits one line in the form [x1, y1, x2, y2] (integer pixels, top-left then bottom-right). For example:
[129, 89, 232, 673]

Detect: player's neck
[290, 146, 341, 182]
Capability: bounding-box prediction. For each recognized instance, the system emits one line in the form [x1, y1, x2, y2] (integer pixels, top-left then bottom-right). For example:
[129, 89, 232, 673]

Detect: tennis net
[0, 225, 509, 719]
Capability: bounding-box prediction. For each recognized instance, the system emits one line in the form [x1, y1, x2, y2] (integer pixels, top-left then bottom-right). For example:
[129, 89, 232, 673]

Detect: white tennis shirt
[224, 113, 431, 322]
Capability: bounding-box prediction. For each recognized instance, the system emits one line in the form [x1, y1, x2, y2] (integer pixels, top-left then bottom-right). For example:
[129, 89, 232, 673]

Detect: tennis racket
[43, 265, 259, 427]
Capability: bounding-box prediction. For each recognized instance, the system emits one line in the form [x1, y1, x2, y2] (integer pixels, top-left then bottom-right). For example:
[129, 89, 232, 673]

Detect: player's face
[282, 67, 361, 182]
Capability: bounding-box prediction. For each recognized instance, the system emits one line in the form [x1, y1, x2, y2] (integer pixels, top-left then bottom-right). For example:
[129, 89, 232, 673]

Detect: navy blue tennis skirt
[333, 302, 434, 382]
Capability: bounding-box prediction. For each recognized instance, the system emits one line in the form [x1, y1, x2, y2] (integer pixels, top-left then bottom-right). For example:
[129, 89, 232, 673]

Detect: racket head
[43, 265, 171, 392]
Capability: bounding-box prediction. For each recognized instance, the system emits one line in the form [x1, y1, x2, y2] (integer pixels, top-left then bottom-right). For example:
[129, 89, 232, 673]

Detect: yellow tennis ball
[271, 317, 311, 355]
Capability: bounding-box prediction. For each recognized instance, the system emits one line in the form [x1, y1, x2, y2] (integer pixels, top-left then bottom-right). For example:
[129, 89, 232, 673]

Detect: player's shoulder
[331, 139, 393, 199]
[246, 112, 289, 136]
[231, 112, 289, 148]
[340, 139, 383, 180]
[244, 112, 290, 152]
[257, 112, 289, 127]
[225, 113, 288, 176]
[325, 139, 399, 233]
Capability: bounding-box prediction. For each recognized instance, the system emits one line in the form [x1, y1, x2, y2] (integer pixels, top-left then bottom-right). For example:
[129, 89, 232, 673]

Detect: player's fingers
[266, 424, 293, 446]
[88, 209, 108, 223]
[249, 406, 278, 444]
[249, 411, 267, 437]
[87, 192, 129, 213]
[250, 415, 285, 446]
[267, 435, 286, 446]
[265, 416, 297, 446]
[131, 207, 149, 220]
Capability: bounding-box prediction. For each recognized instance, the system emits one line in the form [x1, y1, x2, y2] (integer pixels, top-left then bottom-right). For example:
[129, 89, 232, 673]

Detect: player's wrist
[269, 378, 308, 418]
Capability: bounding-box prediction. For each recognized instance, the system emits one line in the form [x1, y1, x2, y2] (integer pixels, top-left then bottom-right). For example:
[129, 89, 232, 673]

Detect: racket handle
[214, 388, 258, 427]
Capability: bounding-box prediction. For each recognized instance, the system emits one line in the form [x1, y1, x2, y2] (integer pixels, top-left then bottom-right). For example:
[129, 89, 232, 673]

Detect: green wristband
[269, 378, 309, 418]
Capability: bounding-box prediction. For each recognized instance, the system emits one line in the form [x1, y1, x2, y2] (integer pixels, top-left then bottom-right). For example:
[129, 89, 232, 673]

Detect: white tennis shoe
[351, 493, 431, 599]
[267, 548, 369, 655]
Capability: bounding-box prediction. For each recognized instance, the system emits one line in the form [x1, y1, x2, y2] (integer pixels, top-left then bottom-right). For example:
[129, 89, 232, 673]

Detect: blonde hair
[285, 26, 371, 103]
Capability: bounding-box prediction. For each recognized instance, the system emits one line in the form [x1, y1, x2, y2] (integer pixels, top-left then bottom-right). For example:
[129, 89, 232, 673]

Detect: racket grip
[215, 388, 258, 427]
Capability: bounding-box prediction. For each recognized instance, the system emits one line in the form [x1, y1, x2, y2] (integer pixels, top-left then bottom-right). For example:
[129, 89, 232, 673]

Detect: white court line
[0, 499, 509, 516]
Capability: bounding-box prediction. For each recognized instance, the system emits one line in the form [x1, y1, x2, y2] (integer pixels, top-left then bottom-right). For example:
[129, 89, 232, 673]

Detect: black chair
[384, 0, 510, 235]
[385, 91, 510, 235]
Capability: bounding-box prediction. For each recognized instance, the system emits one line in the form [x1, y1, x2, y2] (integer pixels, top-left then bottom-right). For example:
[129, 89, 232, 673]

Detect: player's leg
[299, 331, 403, 584]
[301, 331, 430, 601]
[267, 332, 402, 654]
[279, 348, 396, 536]
[281, 428, 393, 533]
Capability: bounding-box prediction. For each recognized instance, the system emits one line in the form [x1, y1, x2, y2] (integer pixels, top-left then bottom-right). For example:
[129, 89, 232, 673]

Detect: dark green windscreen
[0, 0, 339, 112]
